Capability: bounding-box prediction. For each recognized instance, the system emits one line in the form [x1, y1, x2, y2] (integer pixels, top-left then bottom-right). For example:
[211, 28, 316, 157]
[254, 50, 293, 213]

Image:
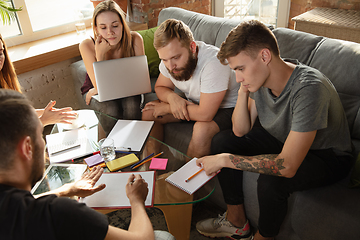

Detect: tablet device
[31, 164, 87, 195]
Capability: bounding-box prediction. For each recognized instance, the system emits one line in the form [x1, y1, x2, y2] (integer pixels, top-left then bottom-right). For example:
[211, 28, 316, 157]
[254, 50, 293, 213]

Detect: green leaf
[0, 0, 22, 25]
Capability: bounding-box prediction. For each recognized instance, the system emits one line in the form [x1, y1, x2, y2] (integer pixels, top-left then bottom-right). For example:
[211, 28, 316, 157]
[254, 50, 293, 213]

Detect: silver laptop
[92, 55, 151, 102]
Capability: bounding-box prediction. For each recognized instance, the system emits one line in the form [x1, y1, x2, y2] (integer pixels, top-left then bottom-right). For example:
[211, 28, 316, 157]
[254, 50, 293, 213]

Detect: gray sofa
[155, 7, 360, 240]
[70, 7, 360, 240]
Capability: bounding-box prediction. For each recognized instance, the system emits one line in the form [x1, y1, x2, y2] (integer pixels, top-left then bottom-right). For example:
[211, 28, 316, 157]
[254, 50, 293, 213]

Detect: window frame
[4, 0, 93, 47]
[213, 0, 291, 28]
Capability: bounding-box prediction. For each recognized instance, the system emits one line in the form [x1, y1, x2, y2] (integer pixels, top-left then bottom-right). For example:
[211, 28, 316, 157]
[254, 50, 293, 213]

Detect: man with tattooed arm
[195, 20, 354, 240]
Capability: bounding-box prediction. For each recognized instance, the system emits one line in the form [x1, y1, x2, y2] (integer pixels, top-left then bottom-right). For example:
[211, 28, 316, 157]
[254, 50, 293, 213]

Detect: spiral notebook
[165, 158, 219, 195]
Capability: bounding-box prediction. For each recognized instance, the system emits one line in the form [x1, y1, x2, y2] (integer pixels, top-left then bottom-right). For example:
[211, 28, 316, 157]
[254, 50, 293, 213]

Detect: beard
[167, 49, 198, 81]
[30, 141, 45, 188]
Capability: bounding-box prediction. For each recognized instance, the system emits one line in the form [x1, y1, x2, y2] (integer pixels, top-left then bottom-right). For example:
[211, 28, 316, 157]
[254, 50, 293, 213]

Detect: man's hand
[39, 100, 77, 126]
[34, 166, 106, 198]
[196, 154, 229, 175]
[67, 166, 106, 198]
[239, 83, 250, 94]
[167, 94, 194, 121]
[142, 100, 171, 118]
[126, 174, 148, 206]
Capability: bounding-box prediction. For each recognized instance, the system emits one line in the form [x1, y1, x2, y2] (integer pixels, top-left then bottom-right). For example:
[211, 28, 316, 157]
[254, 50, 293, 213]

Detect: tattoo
[229, 154, 285, 176]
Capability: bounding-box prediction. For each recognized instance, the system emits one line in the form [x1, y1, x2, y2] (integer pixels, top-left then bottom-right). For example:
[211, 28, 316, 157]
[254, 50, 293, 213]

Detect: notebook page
[165, 158, 218, 195]
[80, 171, 155, 208]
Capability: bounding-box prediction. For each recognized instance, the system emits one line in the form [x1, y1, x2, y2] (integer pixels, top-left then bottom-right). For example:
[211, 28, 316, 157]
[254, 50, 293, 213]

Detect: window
[214, 0, 290, 28]
[0, 0, 94, 47]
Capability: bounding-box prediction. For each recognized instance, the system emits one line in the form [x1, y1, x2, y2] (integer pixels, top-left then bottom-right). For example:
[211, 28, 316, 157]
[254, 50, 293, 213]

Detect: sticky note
[84, 154, 104, 167]
[149, 158, 168, 170]
[106, 153, 139, 172]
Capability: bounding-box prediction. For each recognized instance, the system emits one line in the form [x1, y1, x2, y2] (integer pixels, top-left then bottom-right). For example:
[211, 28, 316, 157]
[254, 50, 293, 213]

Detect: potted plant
[0, 0, 22, 25]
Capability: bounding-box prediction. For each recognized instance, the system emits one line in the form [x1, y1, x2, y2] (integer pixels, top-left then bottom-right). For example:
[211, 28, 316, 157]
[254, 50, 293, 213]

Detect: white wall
[17, 56, 82, 110]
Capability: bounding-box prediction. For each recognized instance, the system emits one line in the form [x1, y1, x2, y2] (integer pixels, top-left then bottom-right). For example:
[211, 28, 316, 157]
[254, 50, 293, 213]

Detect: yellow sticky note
[106, 153, 139, 172]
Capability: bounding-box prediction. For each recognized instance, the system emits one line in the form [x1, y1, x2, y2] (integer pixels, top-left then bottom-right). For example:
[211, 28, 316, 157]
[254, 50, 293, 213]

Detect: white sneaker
[196, 212, 252, 239]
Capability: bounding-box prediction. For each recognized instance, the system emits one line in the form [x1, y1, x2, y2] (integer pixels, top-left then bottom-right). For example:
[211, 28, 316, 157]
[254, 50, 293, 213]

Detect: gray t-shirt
[253, 59, 352, 155]
[159, 41, 239, 108]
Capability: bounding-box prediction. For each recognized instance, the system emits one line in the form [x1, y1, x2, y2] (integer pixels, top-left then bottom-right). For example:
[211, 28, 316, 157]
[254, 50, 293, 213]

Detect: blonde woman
[79, 0, 144, 120]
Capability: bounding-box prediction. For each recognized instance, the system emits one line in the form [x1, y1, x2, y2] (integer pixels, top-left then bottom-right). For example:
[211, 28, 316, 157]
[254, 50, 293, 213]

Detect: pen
[130, 152, 154, 168]
[185, 168, 204, 182]
[132, 151, 163, 169]
[115, 150, 131, 154]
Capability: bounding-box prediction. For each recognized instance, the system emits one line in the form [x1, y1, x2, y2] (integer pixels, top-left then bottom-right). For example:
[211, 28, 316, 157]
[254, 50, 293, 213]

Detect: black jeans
[212, 127, 353, 237]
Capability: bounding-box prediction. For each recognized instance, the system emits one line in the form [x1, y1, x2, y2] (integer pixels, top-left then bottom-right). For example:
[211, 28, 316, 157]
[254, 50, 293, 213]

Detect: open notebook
[80, 171, 155, 209]
[165, 158, 219, 195]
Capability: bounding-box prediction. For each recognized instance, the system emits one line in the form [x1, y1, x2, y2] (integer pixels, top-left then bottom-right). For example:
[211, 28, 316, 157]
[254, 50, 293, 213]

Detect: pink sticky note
[149, 158, 168, 170]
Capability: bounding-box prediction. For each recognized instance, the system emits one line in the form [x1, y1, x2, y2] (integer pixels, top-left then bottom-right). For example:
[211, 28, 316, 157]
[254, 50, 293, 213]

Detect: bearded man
[142, 19, 239, 158]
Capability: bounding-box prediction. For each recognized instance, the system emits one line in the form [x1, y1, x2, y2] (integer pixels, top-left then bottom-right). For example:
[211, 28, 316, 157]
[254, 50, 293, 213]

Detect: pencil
[185, 168, 204, 182]
[130, 152, 154, 168]
[131, 151, 163, 169]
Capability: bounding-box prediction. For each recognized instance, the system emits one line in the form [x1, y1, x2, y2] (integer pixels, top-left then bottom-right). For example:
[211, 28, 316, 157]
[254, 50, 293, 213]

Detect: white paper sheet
[107, 120, 154, 152]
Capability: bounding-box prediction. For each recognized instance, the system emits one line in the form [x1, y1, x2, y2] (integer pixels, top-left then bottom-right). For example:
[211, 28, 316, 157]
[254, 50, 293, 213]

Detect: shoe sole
[197, 229, 252, 240]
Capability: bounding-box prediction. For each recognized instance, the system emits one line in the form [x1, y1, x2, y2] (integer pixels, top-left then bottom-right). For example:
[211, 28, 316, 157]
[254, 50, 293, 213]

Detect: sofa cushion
[158, 7, 273, 49]
[137, 27, 161, 79]
[272, 28, 324, 65]
[349, 153, 360, 188]
[290, 176, 360, 240]
[70, 59, 89, 110]
[308, 38, 360, 139]
[158, 7, 222, 46]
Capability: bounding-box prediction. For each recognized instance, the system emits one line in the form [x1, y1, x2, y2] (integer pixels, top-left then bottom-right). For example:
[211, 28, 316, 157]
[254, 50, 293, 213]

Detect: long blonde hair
[92, 0, 134, 57]
[0, 34, 21, 92]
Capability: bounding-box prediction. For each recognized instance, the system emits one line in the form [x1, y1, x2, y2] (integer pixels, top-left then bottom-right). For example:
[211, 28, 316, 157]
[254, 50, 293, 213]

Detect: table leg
[155, 204, 193, 240]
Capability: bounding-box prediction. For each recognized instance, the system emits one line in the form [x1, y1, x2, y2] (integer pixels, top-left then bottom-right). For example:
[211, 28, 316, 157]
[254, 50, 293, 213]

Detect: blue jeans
[212, 127, 353, 237]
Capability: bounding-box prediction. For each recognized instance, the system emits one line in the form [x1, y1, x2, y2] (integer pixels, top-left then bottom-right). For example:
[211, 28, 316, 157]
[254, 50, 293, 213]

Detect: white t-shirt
[159, 41, 239, 108]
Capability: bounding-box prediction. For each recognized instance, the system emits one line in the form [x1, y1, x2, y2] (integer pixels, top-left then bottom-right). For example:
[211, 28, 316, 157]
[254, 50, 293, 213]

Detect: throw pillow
[349, 153, 360, 188]
[137, 27, 160, 78]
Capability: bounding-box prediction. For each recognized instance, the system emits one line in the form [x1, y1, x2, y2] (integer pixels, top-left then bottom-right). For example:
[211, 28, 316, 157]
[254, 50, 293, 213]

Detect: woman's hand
[85, 88, 98, 105]
[39, 100, 76, 126]
[95, 35, 111, 61]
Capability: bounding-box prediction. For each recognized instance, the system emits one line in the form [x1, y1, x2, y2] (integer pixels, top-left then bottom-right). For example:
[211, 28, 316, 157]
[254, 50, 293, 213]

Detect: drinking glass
[99, 138, 116, 162]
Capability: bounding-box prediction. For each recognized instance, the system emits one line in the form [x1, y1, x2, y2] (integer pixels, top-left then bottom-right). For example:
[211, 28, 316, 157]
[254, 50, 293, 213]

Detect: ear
[189, 41, 197, 54]
[260, 48, 272, 65]
[19, 136, 33, 162]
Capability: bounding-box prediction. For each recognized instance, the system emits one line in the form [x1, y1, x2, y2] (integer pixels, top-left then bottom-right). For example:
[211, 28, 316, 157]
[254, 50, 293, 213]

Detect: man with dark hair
[142, 19, 239, 158]
[195, 20, 353, 240]
[0, 89, 174, 240]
